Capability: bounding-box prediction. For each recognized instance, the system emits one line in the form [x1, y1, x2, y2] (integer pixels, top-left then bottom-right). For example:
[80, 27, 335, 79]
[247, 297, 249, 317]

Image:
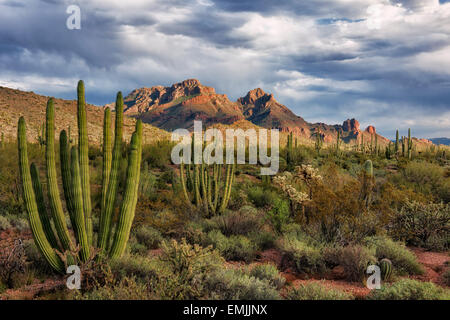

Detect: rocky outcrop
[117, 79, 392, 144]
[342, 118, 360, 134]
[124, 79, 244, 130]
[365, 125, 376, 135]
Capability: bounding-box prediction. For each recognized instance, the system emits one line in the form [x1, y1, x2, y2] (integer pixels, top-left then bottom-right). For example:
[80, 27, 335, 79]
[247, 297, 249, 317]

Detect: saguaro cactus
[395, 130, 399, 154]
[336, 131, 341, 156]
[361, 160, 374, 207]
[407, 128, 413, 160]
[286, 132, 293, 165]
[17, 82, 143, 272]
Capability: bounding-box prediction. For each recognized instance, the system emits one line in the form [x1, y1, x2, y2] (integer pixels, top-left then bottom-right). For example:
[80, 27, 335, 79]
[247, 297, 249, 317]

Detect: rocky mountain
[429, 137, 450, 146]
[120, 79, 390, 145]
[121, 79, 244, 130]
[0, 86, 169, 145]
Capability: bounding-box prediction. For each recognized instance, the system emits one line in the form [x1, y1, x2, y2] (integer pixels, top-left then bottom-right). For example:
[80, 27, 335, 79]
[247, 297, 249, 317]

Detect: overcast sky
[0, 0, 449, 138]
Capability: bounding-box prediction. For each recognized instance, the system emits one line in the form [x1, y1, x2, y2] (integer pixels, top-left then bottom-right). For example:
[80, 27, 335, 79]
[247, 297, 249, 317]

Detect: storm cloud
[0, 0, 449, 138]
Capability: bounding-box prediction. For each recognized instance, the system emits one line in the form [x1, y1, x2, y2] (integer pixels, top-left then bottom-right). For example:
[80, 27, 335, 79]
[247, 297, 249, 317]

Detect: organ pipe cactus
[17, 81, 143, 272]
[180, 137, 235, 217]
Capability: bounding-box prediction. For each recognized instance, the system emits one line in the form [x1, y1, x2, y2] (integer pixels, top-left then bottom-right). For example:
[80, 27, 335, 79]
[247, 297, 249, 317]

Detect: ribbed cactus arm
[109, 123, 142, 258]
[45, 98, 73, 252]
[77, 80, 93, 245]
[70, 147, 90, 262]
[30, 163, 59, 250]
[100, 107, 112, 215]
[18, 117, 64, 273]
[60, 130, 75, 226]
[98, 92, 124, 250]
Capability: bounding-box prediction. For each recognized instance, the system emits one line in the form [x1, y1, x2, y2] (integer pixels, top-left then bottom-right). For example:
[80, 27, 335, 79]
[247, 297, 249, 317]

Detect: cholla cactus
[293, 165, 323, 186]
[273, 164, 322, 204]
[273, 174, 309, 205]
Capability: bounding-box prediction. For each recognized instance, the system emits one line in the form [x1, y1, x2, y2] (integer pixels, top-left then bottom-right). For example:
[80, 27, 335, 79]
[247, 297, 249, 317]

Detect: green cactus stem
[18, 117, 64, 272]
[77, 80, 93, 246]
[17, 82, 143, 272]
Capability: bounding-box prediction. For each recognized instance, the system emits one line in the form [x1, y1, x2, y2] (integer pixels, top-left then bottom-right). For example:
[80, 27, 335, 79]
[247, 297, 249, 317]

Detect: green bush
[139, 162, 157, 200]
[249, 264, 285, 290]
[248, 231, 276, 250]
[278, 235, 327, 275]
[286, 282, 353, 300]
[142, 140, 174, 169]
[247, 186, 279, 208]
[401, 161, 445, 198]
[157, 239, 223, 299]
[443, 269, 450, 287]
[204, 230, 257, 262]
[0, 215, 11, 231]
[213, 208, 262, 236]
[135, 225, 163, 250]
[368, 279, 450, 300]
[76, 277, 151, 300]
[127, 236, 147, 255]
[110, 254, 166, 283]
[266, 198, 291, 233]
[391, 201, 450, 251]
[364, 236, 424, 275]
[327, 245, 377, 282]
[205, 268, 281, 300]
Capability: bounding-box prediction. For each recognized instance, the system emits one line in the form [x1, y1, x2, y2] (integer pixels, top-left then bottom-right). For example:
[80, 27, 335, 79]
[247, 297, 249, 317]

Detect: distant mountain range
[0, 86, 169, 145]
[0, 79, 439, 148]
[113, 79, 391, 145]
[429, 138, 450, 146]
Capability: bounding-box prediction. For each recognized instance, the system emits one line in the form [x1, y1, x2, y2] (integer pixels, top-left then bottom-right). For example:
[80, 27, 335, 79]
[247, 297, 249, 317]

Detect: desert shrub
[364, 236, 423, 275]
[139, 161, 157, 200]
[135, 225, 163, 250]
[180, 221, 206, 245]
[205, 268, 281, 300]
[76, 277, 151, 300]
[286, 282, 353, 300]
[248, 231, 276, 250]
[157, 238, 223, 299]
[0, 239, 27, 288]
[400, 161, 445, 198]
[305, 180, 383, 243]
[127, 236, 147, 255]
[23, 240, 53, 276]
[247, 186, 279, 208]
[212, 208, 262, 236]
[278, 235, 327, 275]
[0, 215, 11, 231]
[391, 201, 450, 251]
[142, 140, 174, 169]
[110, 254, 165, 283]
[204, 230, 257, 262]
[266, 198, 291, 233]
[368, 279, 450, 300]
[6, 215, 29, 232]
[442, 269, 450, 286]
[323, 245, 377, 281]
[249, 264, 285, 290]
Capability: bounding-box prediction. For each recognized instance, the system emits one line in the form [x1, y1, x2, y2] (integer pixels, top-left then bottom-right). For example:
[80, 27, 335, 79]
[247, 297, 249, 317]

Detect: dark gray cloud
[0, 0, 449, 139]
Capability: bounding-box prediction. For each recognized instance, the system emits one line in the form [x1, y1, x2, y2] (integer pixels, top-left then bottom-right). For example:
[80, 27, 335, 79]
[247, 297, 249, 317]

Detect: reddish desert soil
[409, 247, 449, 287]
[1, 229, 448, 300]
